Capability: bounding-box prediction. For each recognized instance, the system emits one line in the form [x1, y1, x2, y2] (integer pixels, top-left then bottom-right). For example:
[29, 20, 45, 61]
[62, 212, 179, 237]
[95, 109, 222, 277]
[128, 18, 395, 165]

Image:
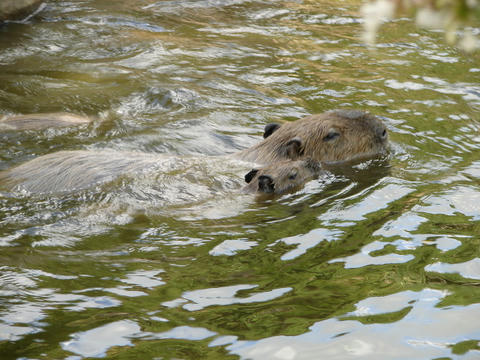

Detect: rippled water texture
[1, 0, 480, 359]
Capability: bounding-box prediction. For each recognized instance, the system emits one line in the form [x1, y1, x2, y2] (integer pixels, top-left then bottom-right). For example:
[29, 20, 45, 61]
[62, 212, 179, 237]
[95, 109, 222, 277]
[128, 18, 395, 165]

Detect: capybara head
[237, 110, 388, 165]
[242, 158, 322, 195]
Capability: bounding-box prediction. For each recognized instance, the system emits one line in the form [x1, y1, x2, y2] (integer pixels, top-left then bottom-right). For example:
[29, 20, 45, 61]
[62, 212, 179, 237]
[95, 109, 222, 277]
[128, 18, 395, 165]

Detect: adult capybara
[0, 109, 388, 195]
[235, 109, 388, 164]
[242, 158, 324, 195]
[0, 113, 91, 131]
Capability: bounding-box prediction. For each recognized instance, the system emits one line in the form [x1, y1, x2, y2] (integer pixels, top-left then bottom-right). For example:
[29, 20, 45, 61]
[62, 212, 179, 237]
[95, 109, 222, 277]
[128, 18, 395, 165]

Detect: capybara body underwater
[0, 109, 388, 196]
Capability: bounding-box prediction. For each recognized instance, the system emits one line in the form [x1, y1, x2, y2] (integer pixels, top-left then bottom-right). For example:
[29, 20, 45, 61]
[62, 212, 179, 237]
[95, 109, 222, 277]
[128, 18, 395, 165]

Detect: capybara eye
[323, 131, 340, 141]
[382, 129, 387, 138]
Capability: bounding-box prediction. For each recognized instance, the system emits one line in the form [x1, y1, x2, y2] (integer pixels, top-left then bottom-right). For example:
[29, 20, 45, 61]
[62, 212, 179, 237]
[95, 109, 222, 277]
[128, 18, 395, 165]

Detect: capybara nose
[258, 175, 275, 193]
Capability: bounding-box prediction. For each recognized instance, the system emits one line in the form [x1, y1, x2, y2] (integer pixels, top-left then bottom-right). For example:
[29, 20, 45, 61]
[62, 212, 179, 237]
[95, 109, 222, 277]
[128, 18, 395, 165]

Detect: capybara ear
[285, 138, 303, 160]
[244, 169, 259, 183]
[263, 123, 281, 138]
[258, 175, 275, 193]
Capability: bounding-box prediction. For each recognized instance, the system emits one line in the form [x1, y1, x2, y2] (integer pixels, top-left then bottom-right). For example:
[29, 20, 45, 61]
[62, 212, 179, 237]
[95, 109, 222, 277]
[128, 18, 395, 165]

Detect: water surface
[1, 0, 480, 359]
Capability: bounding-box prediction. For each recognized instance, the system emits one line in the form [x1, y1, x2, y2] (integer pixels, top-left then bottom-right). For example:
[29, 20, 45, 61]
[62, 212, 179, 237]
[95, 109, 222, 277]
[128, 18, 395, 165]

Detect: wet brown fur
[0, 113, 91, 131]
[236, 109, 388, 165]
[0, 109, 387, 195]
[242, 158, 323, 195]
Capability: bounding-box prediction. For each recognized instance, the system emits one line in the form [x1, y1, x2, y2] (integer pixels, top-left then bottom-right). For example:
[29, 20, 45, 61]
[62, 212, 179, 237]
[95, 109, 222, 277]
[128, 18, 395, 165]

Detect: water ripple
[226, 289, 480, 359]
[1, 0, 479, 358]
[61, 320, 140, 358]
[163, 284, 292, 311]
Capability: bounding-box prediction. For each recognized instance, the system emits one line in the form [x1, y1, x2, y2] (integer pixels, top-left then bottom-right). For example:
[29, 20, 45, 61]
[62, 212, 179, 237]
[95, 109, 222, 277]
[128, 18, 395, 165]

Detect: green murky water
[1, 1, 480, 359]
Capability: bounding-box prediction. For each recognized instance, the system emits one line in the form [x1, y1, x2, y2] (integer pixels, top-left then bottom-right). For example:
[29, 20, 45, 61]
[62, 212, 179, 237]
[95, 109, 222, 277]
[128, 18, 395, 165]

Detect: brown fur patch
[242, 158, 323, 195]
[236, 110, 388, 164]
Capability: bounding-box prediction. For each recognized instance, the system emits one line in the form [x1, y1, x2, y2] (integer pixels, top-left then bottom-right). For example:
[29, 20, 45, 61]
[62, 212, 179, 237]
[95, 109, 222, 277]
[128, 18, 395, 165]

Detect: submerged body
[0, 109, 388, 196]
[0, 150, 314, 196]
[0, 113, 91, 131]
[0, 150, 165, 193]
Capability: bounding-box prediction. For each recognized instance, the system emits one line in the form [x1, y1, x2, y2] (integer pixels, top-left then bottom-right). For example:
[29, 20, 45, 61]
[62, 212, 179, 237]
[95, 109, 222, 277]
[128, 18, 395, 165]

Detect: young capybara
[242, 158, 324, 195]
[235, 109, 388, 164]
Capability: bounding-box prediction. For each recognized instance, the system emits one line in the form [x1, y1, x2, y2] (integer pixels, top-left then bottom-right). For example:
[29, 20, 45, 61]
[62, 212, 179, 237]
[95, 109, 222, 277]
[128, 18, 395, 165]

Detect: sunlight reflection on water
[226, 289, 480, 360]
[0, 0, 479, 359]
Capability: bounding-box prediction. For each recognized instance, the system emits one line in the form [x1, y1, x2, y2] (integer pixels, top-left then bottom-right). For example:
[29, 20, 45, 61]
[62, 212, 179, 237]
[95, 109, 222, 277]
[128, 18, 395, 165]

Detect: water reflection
[318, 180, 414, 225]
[119, 269, 165, 288]
[61, 320, 140, 358]
[147, 326, 216, 341]
[209, 239, 258, 256]
[274, 228, 342, 261]
[163, 284, 292, 311]
[426, 258, 480, 280]
[0, 0, 479, 359]
[419, 186, 480, 220]
[374, 212, 466, 252]
[226, 289, 480, 359]
[330, 240, 415, 269]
